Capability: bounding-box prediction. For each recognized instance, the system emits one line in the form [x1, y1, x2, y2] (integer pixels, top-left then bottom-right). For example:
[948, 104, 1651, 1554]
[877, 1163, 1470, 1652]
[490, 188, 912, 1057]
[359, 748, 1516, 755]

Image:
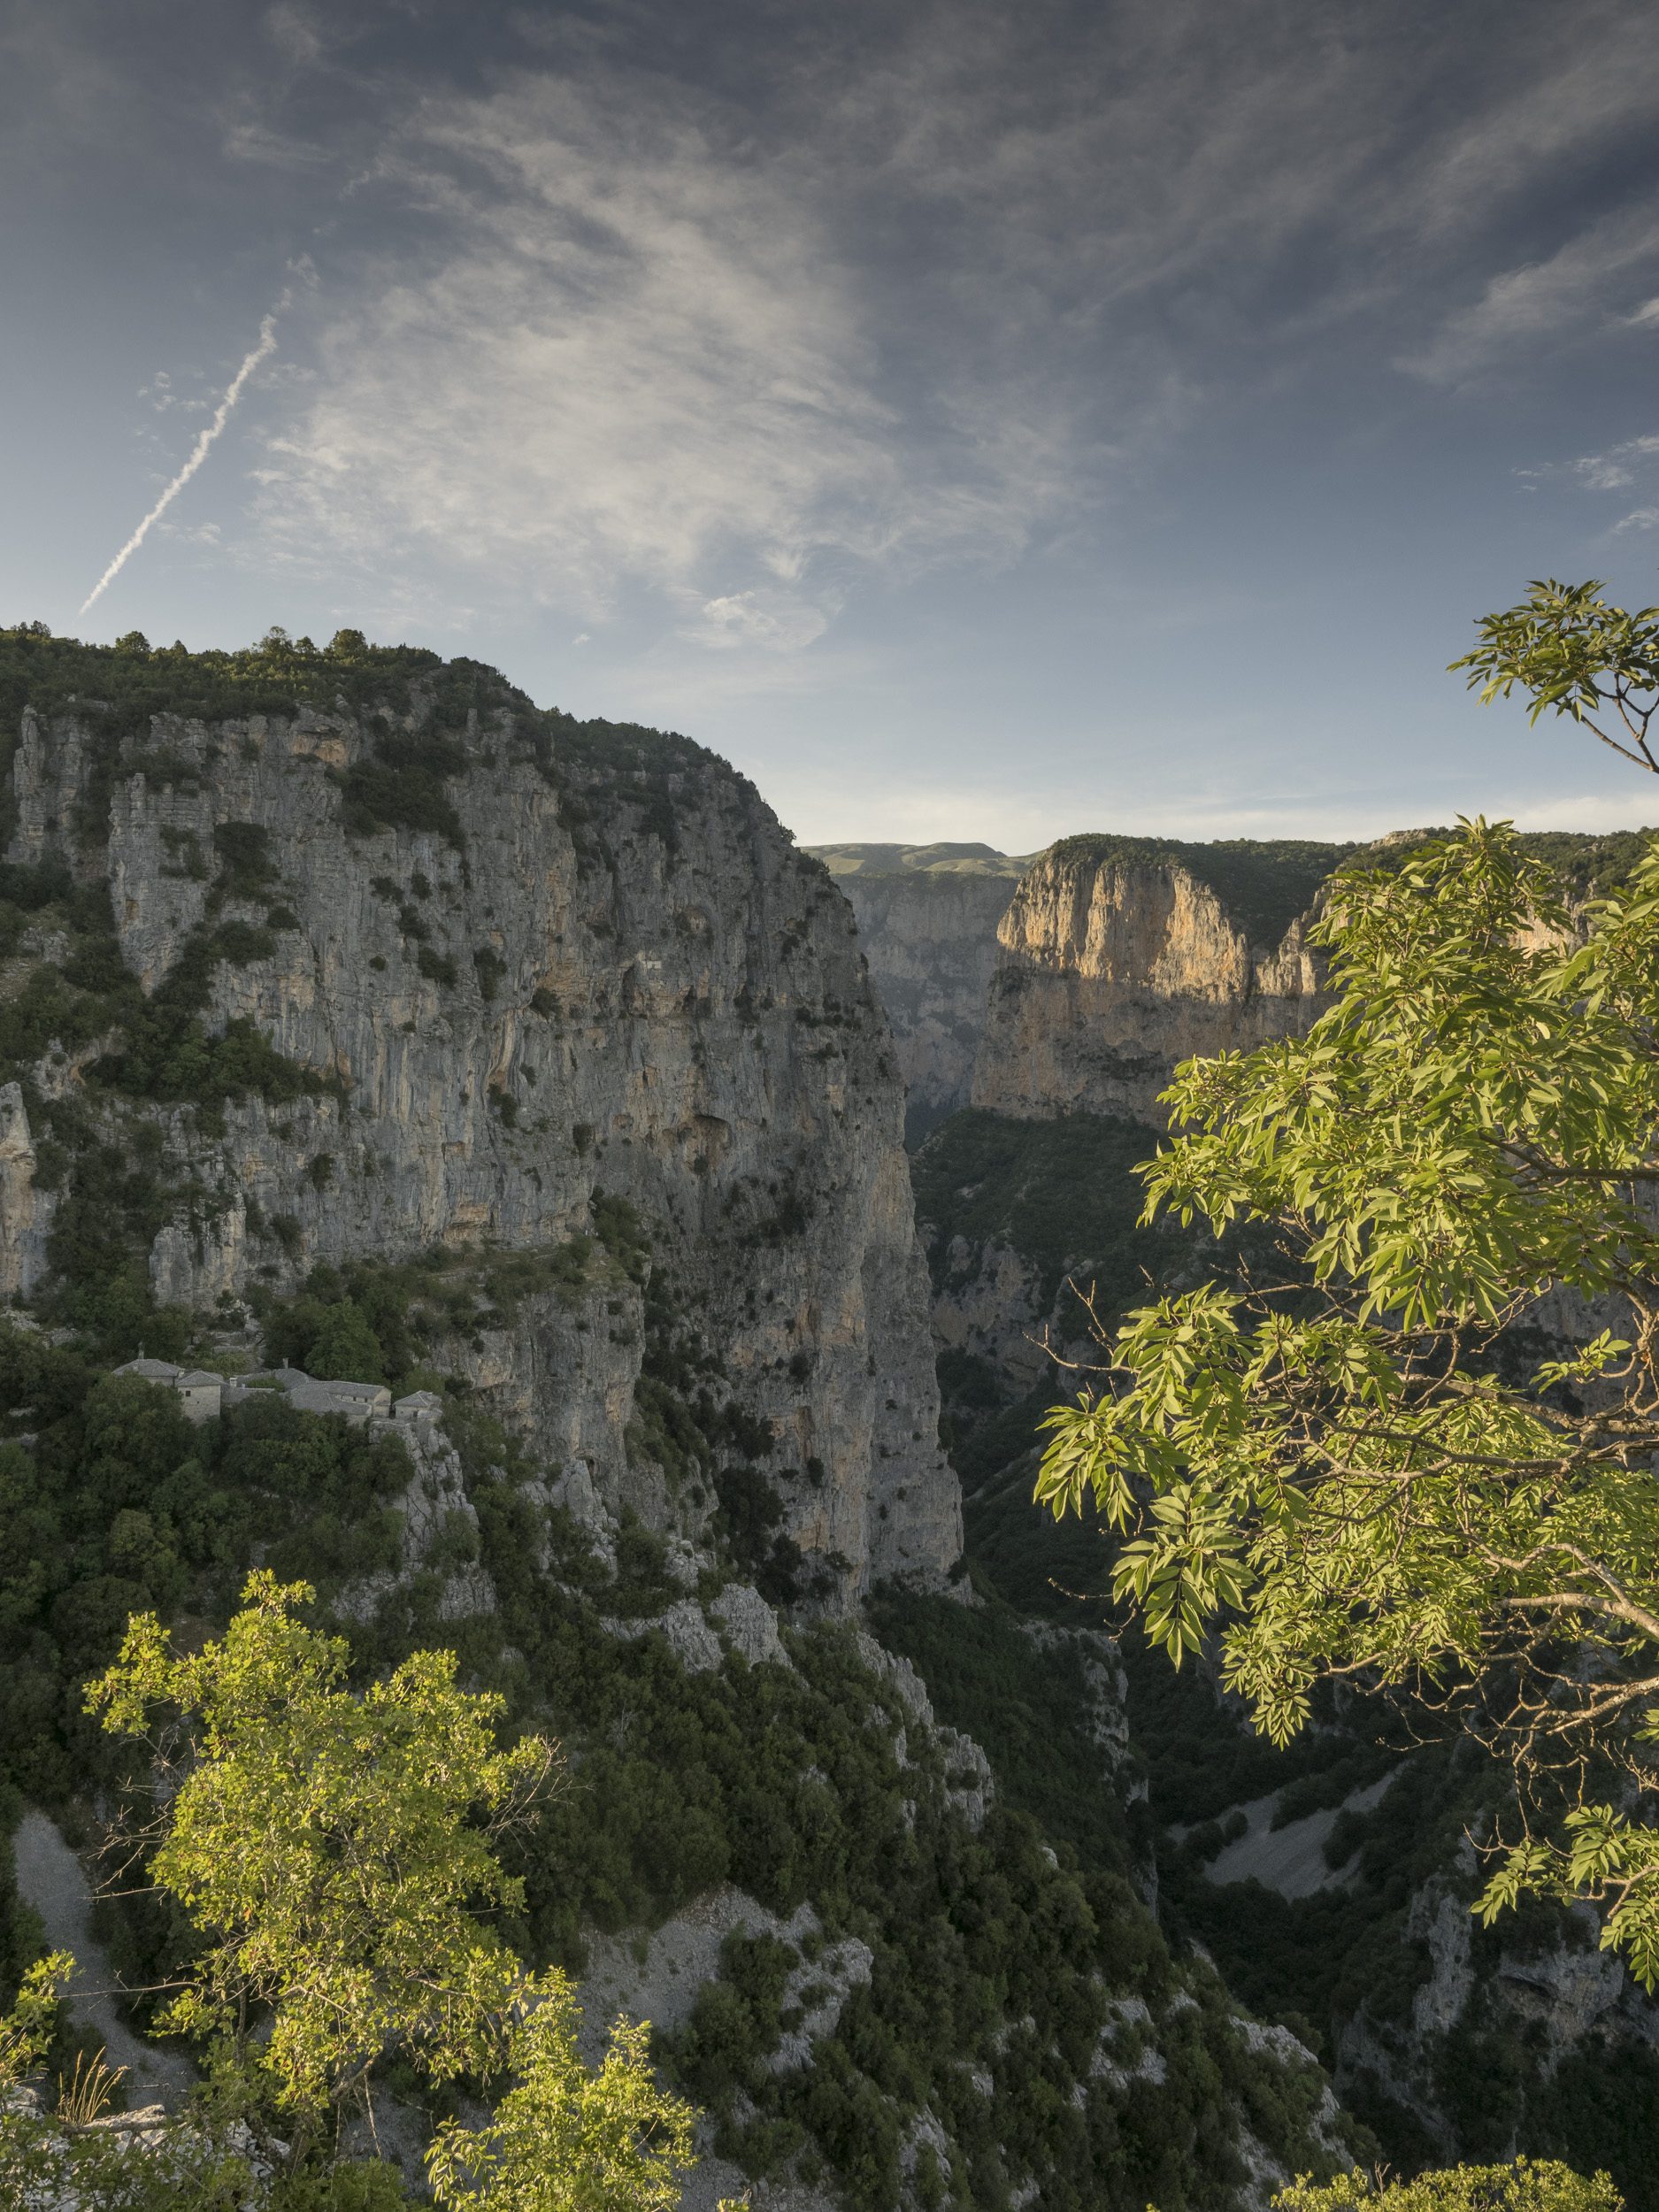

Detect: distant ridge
[807, 841, 1034, 879]
[813, 826, 1659, 903]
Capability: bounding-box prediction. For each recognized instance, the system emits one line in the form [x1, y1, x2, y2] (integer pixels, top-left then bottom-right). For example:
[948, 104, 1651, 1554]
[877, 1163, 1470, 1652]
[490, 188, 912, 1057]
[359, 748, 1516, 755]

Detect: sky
[7, 0, 1659, 850]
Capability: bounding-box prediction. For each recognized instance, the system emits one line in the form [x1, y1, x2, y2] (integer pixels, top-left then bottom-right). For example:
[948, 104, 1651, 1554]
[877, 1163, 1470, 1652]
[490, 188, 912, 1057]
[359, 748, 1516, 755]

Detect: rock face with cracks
[0, 680, 961, 1600]
[830, 869, 1021, 1143]
[972, 843, 1328, 1126]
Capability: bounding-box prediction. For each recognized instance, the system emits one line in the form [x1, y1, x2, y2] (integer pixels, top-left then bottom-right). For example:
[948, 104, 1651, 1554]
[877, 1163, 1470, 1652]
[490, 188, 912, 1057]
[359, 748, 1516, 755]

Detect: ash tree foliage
[1039, 580, 1659, 1985]
[89, 1572, 557, 2130]
[1455, 577, 1659, 774]
[86, 1574, 713, 2210]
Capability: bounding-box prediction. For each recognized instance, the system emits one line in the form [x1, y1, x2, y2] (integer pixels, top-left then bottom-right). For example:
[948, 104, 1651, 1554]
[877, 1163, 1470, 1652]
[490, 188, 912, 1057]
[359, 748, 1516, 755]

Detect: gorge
[0, 631, 1351, 2212]
[5, 627, 1656, 2209]
[844, 826, 1659, 2204]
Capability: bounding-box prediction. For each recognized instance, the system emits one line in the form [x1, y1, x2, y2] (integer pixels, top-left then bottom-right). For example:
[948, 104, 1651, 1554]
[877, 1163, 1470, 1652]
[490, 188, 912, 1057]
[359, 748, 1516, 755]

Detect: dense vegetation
[449, 1230, 1351, 2210]
[913, 1107, 1175, 1313]
[910, 1106, 1266, 1494]
[911, 836, 1659, 2198]
[932, 1119, 1659, 2202]
[0, 1196, 1350, 2211]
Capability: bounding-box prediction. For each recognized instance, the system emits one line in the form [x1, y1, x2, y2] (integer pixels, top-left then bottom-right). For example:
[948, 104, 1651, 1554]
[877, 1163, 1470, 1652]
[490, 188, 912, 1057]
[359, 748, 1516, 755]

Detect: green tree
[425, 1974, 700, 2212]
[1037, 584, 1659, 1983]
[0, 1950, 70, 2088]
[0, 1949, 273, 2208]
[1272, 2157, 1620, 2212]
[302, 1301, 386, 1385]
[88, 1573, 554, 2134]
[1454, 576, 1659, 779]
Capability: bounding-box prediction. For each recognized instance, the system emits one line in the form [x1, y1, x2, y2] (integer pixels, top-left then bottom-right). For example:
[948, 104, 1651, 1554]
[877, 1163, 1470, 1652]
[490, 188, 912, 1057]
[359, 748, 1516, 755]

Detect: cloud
[264, 4, 326, 66]
[686, 590, 833, 653]
[211, 2, 1659, 647]
[1397, 209, 1659, 386]
[250, 66, 1068, 642]
[252, 8, 1502, 642]
[1507, 791, 1659, 833]
[222, 118, 334, 168]
[1615, 506, 1659, 533]
[1571, 431, 1659, 496]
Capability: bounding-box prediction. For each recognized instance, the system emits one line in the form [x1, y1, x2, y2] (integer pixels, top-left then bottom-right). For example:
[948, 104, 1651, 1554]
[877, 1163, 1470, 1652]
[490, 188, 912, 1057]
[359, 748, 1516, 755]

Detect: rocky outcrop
[931, 1232, 1056, 1398]
[828, 870, 1021, 1142]
[3, 681, 961, 1600]
[0, 1080, 51, 1297]
[972, 841, 1333, 1125]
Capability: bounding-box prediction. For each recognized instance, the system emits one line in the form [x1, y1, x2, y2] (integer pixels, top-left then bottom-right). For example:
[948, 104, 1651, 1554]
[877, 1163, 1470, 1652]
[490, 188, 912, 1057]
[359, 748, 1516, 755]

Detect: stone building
[114, 1357, 401, 1430]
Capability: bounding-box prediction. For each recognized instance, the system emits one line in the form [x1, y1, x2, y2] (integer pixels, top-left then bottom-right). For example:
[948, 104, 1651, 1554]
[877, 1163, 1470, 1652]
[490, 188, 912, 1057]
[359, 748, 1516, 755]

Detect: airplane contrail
[80, 311, 280, 618]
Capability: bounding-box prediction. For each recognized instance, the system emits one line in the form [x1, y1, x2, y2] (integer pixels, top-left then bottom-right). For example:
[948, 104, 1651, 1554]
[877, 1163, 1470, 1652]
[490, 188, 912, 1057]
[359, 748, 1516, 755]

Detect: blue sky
[7, 0, 1659, 849]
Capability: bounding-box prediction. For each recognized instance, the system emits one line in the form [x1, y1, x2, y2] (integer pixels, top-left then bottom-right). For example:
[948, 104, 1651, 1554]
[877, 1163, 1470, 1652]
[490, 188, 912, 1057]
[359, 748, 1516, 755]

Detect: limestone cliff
[972, 837, 1344, 1125]
[822, 868, 1020, 1143]
[0, 653, 960, 1597]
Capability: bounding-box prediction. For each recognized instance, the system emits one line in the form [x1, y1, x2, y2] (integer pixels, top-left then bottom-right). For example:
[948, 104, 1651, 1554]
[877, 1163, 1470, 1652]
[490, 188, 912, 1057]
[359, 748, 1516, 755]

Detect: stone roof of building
[175, 1370, 224, 1389]
[113, 1356, 183, 1382]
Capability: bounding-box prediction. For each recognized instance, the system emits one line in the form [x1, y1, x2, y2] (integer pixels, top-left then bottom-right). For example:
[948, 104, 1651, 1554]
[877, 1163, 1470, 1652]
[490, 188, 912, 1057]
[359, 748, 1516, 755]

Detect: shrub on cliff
[1273, 2157, 1620, 2212]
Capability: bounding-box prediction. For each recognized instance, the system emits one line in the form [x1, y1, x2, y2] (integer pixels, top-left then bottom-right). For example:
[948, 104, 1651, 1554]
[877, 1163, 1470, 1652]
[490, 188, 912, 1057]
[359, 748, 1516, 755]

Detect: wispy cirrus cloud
[1537, 429, 1659, 534]
[234, 0, 1659, 652]
[1396, 209, 1659, 387]
[1577, 433, 1659, 490]
[31, 0, 1659, 670]
[250, 65, 1067, 643]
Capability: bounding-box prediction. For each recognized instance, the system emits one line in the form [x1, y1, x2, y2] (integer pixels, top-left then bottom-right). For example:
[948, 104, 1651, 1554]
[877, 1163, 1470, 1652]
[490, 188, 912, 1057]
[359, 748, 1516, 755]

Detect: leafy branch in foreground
[87, 1571, 557, 2136]
[1452, 576, 1659, 776]
[1036, 817, 1659, 1981]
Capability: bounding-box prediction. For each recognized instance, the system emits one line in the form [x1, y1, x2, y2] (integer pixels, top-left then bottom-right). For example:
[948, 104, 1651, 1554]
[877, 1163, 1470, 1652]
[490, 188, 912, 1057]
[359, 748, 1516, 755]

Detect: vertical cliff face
[972, 838, 1344, 1125]
[1, 668, 961, 1597]
[824, 869, 1020, 1142]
